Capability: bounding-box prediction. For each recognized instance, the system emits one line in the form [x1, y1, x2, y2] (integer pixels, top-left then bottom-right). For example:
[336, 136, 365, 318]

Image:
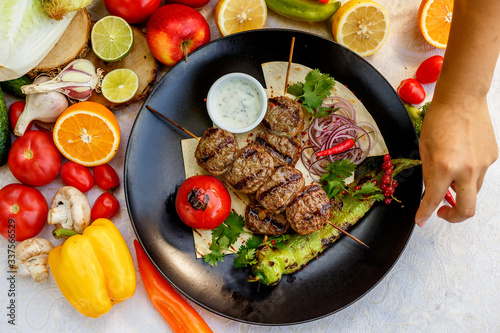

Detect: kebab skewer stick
[327, 221, 369, 248]
[283, 37, 295, 96]
[146, 105, 200, 141]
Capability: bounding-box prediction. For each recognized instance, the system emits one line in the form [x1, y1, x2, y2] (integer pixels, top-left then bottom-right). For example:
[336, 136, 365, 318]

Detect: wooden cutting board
[85, 26, 158, 110]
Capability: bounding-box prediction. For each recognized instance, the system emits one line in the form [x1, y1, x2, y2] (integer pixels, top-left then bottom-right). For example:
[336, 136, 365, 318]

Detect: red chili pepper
[444, 189, 456, 207]
[133, 240, 213, 333]
[316, 138, 355, 157]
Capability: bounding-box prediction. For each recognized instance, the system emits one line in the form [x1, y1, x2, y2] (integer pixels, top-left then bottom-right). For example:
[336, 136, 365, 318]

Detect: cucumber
[0, 87, 11, 166]
[0, 75, 33, 98]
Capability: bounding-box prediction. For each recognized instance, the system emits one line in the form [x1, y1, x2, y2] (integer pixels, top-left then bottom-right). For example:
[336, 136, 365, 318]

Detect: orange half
[418, 0, 454, 49]
[53, 101, 121, 167]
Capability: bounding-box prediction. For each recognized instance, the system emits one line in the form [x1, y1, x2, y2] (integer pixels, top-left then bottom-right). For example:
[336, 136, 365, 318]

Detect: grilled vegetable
[248, 158, 421, 286]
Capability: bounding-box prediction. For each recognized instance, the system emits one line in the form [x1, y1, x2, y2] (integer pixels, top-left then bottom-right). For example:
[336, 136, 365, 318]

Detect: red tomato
[175, 175, 231, 230]
[397, 78, 426, 104]
[93, 164, 120, 192]
[8, 130, 61, 187]
[9, 101, 31, 132]
[165, 0, 210, 8]
[91, 192, 120, 220]
[0, 184, 48, 241]
[416, 55, 444, 84]
[104, 0, 161, 23]
[60, 161, 94, 193]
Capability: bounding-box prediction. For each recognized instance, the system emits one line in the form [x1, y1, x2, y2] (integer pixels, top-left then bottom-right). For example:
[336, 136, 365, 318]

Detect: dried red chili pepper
[134, 240, 213, 333]
[315, 138, 355, 157]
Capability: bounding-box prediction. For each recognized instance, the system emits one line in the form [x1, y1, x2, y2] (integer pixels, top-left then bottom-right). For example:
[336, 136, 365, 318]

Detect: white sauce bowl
[206, 73, 267, 134]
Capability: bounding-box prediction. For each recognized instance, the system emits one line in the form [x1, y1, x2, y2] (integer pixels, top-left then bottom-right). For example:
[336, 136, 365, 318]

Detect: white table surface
[2, 0, 500, 332]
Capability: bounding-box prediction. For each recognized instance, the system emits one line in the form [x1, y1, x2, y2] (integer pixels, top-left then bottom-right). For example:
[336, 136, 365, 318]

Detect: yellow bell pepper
[48, 218, 136, 318]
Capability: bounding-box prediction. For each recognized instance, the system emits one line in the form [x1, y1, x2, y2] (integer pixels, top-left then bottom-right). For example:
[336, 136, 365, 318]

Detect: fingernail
[416, 219, 426, 227]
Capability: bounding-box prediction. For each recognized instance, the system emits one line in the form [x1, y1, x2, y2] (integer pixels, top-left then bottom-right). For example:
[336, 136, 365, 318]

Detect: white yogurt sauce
[211, 78, 263, 129]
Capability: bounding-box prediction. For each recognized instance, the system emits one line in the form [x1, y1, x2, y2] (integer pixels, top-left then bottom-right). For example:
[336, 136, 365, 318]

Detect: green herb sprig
[288, 69, 336, 119]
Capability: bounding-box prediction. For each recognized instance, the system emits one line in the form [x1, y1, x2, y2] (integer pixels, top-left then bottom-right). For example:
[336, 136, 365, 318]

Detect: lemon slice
[215, 0, 267, 36]
[101, 68, 139, 104]
[331, 0, 390, 57]
[91, 16, 134, 62]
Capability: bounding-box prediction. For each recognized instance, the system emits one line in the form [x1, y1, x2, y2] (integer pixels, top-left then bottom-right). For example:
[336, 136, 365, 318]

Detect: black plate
[125, 29, 422, 325]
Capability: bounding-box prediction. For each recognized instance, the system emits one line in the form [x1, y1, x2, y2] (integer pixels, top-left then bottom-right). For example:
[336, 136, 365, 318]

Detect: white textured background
[1, 0, 499, 332]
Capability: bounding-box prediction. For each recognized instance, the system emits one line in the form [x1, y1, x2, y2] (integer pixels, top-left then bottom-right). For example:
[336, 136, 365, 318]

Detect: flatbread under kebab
[181, 61, 388, 258]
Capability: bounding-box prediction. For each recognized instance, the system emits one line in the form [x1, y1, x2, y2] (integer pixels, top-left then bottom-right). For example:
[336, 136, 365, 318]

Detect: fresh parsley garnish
[288, 69, 336, 118]
[203, 211, 246, 267]
[233, 234, 290, 268]
[321, 159, 388, 202]
[321, 159, 356, 199]
[202, 212, 292, 268]
[351, 182, 385, 201]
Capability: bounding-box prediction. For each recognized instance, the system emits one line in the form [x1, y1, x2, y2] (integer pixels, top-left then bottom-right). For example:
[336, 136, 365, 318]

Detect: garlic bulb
[14, 76, 68, 136]
[21, 59, 100, 101]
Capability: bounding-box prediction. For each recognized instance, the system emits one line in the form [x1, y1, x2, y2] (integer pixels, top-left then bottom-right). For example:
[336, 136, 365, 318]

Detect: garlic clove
[20, 59, 100, 101]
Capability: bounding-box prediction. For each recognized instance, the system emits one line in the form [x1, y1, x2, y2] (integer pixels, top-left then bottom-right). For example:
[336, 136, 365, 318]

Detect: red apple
[146, 4, 211, 67]
[164, 0, 210, 8]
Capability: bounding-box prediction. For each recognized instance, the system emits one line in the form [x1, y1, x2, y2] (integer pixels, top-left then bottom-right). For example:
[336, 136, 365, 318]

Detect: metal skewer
[146, 105, 200, 141]
[328, 221, 369, 248]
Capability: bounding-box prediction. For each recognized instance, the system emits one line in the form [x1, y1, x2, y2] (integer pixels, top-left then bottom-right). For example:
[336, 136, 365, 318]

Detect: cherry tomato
[165, 0, 210, 7]
[60, 161, 94, 193]
[397, 78, 426, 104]
[91, 192, 120, 221]
[93, 164, 120, 192]
[9, 101, 32, 132]
[416, 55, 444, 84]
[8, 130, 61, 187]
[175, 175, 231, 230]
[0, 184, 48, 241]
[103, 0, 161, 23]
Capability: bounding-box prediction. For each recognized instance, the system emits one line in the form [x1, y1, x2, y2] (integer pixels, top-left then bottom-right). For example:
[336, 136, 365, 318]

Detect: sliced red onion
[302, 96, 377, 181]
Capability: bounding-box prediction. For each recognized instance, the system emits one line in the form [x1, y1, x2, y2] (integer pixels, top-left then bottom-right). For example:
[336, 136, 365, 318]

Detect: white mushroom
[47, 186, 91, 234]
[15, 238, 54, 282]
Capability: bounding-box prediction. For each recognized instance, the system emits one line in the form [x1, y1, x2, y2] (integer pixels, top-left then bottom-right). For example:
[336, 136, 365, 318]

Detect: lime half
[101, 68, 139, 103]
[91, 16, 134, 62]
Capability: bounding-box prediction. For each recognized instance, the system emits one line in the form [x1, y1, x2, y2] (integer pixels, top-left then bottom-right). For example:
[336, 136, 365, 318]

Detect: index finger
[415, 173, 451, 226]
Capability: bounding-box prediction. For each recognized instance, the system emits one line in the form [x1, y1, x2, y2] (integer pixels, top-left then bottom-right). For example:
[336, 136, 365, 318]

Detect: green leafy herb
[203, 212, 246, 267]
[321, 159, 356, 199]
[351, 182, 385, 201]
[262, 234, 291, 250]
[234, 235, 263, 268]
[203, 250, 225, 267]
[288, 69, 336, 118]
[233, 234, 291, 268]
[234, 246, 258, 268]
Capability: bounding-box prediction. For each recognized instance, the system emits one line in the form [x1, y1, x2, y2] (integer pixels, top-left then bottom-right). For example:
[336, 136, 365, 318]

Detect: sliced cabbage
[0, 0, 76, 81]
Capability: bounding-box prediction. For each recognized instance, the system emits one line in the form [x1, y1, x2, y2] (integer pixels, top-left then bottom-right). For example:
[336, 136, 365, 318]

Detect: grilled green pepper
[266, 0, 341, 22]
[249, 158, 421, 286]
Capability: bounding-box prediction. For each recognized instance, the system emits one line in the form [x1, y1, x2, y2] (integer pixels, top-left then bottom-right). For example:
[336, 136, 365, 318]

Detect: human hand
[415, 94, 498, 226]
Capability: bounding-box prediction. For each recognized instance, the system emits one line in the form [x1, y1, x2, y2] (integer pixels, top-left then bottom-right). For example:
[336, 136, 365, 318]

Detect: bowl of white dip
[206, 73, 267, 133]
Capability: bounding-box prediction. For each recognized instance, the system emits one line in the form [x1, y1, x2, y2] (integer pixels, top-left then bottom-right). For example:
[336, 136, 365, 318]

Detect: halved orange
[53, 101, 121, 167]
[418, 0, 453, 49]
